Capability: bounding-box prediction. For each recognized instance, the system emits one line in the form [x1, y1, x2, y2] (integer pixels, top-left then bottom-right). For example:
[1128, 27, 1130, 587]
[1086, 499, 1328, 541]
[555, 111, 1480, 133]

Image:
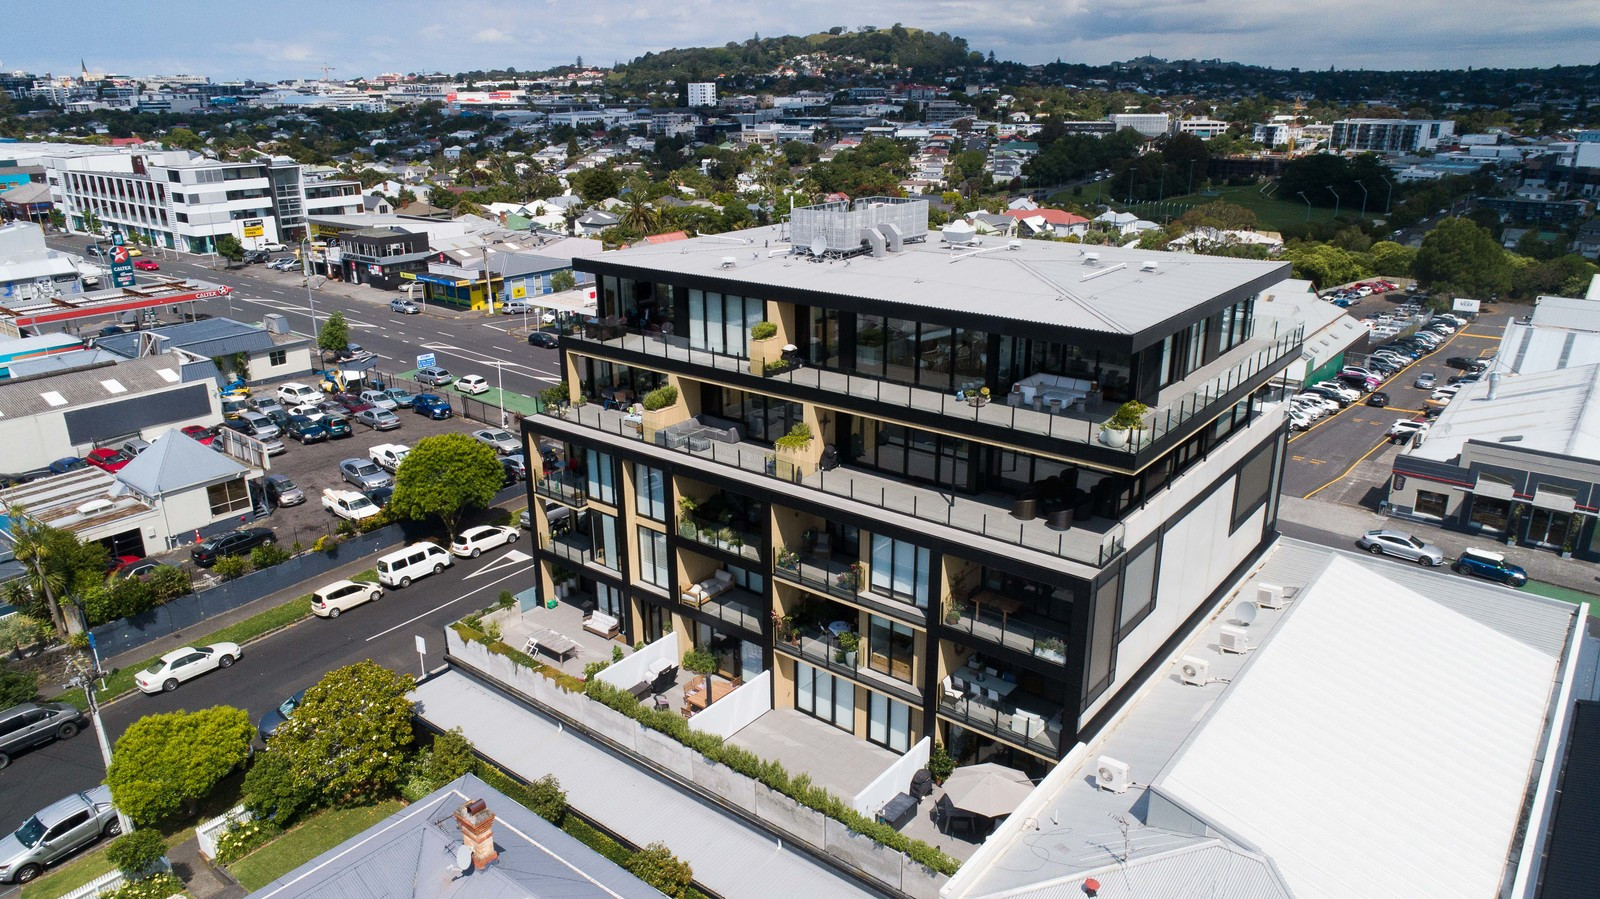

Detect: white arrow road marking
[465, 548, 532, 580]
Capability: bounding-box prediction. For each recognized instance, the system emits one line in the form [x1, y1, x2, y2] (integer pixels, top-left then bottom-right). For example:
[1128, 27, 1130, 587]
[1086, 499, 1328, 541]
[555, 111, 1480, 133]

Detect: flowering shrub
[100, 871, 186, 899]
[215, 817, 281, 864]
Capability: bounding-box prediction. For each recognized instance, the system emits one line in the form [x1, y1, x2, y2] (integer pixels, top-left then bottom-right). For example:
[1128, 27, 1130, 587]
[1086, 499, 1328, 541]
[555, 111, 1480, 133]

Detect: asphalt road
[0, 540, 537, 883]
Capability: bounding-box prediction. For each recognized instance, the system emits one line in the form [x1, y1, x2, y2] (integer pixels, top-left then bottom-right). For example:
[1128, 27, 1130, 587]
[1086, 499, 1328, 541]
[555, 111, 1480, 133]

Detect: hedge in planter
[642, 384, 679, 411]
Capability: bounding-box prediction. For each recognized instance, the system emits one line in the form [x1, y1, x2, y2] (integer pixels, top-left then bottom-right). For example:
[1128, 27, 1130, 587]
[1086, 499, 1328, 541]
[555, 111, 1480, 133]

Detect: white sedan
[134, 643, 241, 694]
[472, 428, 519, 455]
[455, 375, 490, 395]
[451, 525, 520, 558]
[311, 579, 383, 618]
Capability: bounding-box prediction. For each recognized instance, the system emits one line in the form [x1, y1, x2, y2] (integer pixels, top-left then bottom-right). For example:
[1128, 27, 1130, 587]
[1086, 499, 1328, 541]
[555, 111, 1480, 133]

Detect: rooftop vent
[263, 313, 289, 335]
[1140, 260, 1159, 272]
[1084, 252, 1100, 266]
[718, 256, 736, 269]
[1007, 240, 1022, 251]
[77, 499, 114, 517]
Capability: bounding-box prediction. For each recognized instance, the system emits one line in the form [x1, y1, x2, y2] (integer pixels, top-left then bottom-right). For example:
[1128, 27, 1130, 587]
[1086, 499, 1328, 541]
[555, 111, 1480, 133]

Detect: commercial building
[1108, 113, 1170, 139]
[42, 146, 360, 252]
[1330, 118, 1457, 153]
[686, 82, 718, 108]
[93, 316, 315, 387]
[0, 220, 85, 303]
[335, 226, 434, 289]
[523, 197, 1301, 771]
[1170, 117, 1230, 139]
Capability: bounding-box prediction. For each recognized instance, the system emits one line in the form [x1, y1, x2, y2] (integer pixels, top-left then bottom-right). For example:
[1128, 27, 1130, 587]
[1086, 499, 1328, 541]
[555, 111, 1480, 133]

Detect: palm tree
[7, 515, 68, 636]
[621, 194, 658, 234]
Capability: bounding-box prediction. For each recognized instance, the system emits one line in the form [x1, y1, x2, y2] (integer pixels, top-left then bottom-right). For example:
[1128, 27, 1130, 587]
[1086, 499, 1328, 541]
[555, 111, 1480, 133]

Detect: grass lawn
[57, 568, 377, 709]
[227, 801, 404, 891]
[1056, 182, 1380, 232]
[1524, 580, 1600, 617]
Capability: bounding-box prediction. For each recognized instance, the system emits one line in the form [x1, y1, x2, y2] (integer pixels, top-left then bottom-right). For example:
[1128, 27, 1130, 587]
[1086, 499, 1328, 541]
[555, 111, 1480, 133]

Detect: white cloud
[473, 28, 514, 44]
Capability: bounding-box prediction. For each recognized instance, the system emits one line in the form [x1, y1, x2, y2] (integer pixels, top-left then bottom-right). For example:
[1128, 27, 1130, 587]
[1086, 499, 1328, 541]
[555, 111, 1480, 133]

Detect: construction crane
[320, 64, 336, 82]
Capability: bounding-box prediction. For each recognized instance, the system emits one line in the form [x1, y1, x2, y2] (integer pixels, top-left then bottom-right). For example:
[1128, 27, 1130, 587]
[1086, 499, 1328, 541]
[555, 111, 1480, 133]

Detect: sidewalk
[167, 836, 246, 899]
[1279, 495, 1600, 598]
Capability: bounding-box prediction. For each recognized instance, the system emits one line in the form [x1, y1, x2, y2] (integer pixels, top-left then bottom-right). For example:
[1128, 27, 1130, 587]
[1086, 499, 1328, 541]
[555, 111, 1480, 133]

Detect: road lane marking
[365, 562, 534, 642]
[1303, 436, 1391, 500]
[465, 549, 532, 579]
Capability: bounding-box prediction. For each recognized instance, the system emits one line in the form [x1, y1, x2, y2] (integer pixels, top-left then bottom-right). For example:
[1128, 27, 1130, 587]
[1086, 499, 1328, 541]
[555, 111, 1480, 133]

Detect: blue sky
[8, 0, 1599, 82]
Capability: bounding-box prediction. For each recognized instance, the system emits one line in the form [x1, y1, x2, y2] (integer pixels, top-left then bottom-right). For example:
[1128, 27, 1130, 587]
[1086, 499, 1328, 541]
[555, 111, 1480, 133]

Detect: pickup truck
[322, 488, 380, 521]
[369, 443, 410, 473]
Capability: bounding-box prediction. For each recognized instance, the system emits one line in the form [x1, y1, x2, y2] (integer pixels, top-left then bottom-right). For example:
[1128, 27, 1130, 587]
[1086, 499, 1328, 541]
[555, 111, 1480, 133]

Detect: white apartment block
[44, 147, 360, 253]
[687, 82, 717, 108]
[1171, 117, 1230, 139]
[1330, 118, 1457, 154]
[1109, 113, 1171, 138]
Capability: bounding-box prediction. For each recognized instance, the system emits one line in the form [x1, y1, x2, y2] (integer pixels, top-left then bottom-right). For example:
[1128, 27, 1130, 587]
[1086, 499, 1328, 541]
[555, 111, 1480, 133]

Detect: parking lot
[1282, 290, 1518, 503]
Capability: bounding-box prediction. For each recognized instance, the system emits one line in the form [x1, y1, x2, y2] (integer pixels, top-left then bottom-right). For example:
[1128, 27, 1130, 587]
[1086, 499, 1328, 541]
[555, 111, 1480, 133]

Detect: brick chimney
[454, 799, 498, 870]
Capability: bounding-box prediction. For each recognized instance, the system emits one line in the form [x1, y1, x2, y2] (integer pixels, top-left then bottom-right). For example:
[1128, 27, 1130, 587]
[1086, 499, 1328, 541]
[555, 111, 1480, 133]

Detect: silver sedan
[1356, 529, 1445, 566]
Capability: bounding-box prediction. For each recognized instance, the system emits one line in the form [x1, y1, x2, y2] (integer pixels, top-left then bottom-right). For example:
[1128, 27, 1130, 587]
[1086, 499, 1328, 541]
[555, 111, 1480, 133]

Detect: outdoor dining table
[683, 675, 738, 712]
[970, 590, 1023, 629]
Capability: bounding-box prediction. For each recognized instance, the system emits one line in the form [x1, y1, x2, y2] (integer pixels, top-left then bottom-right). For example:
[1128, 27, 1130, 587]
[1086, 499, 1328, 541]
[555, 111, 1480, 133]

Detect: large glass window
[856, 314, 887, 377]
[795, 662, 855, 731]
[1414, 490, 1449, 519]
[595, 582, 623, 617]
[1230, 439, 1276, 532]
[1084, 571, 1120, 703]
[206, 479, 251, 515]
[634, 463, 666, 521]
[869, 535, 930, 607]
[868, 692, 912, 752]
[687, 289, 761, 357]
[585, 448, 616, 505]
[1118, 541, 1159, 636]
[638, 526, 668, 587]
[868, 616, 915, 683]
[595, 512, 619, 571]
[1469, 496, 1511, 532]
[808, 306, 840, 368]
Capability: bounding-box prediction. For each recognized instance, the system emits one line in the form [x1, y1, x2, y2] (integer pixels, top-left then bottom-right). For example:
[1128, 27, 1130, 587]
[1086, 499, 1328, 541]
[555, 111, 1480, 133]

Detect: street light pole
[67, 644, 134, 836]
[1326, 186, 1341, 220]
[1354, 180, 1369, 220]
[301, 236, 321, 339]
[1296, 191, 1312, 222]
[1379, 175, 1393, 214]
[496, 360, 506, 428]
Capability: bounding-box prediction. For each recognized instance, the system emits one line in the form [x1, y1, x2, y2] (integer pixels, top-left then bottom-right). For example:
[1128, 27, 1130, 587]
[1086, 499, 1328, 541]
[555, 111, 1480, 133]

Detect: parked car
[1366, 391, 1390, 407]
[502, 453, 528, 480]
[311, 579, 383, 619]
[383, 388, 415, 409]
[1453, 548, 1528, 587]
[263, 474, 305, 507]
[0, 786, 121, 883]
[358, 389, 397, 410]
[250, 397, 286, 418]
[131, 259, 159, 271]
[235, 411, 282, 439]
[389, 298, 420, 314]
[412, 394, 452, 419]
[1301, 385, 1351, 407]
[267, 257, 297, 271]
[1311, 381, 1360, 403]
[1445, 355, 1482, 370]
[190, 527, 276, 567]
[362, 486, 394, 509]
[340, 458, 392, 490]
[526, 331, 559, 349]
[1389, 419, 1429, 443]
[472, 428, 519, 455]
[83, 448, 133, 473]
[0, 703, 85, 772]
[354, 408, 401, 430]
[241, 250, 270, 265]
[48, 457, 86, 474]
[451, 525, 520, 558]
[277, 382, 322, 407]
[328, 392, 373, 415]
[1414, 372, 1437, 389]
[181, 425, 219, 445]
[455, 374, 490, 395]
[286, 415, 328, 443]
[319, 414, 353, 438]
[257, 689, 306, 741]
[1356, 529, 1445, 565]
[134, 642, 241, 693]
[414, 366, 454, 387]
[114, 558, 162, 580]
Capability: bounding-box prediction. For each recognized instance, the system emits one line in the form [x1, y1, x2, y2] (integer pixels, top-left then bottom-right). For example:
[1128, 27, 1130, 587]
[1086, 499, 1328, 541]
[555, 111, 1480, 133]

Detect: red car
[181, 425, 218, 445]
[132, 259, 160, 271]
[84, 447, 134, 472]
[329, 393, 373, 415]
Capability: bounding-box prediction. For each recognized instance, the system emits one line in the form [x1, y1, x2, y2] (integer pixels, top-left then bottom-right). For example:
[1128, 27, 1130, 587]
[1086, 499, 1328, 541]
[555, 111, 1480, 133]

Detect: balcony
[944, 595, 1069, 667]
[568, 322, 1302, 454]
[680, 583, 764, 634]
[533, 470, 589, 508]
[543, 403, 1126, 570]
[774, 555, 927, 624]
[546, 531, 595, 566]
[937, 690, 1062, 759]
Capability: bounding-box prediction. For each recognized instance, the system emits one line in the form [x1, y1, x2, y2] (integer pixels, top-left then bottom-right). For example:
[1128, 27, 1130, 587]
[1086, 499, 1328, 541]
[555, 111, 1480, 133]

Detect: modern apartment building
[523, 198, 1301, 773]
[44, 147, 360, 252]
[686, 82, 717, 108]
[1330, 118, 1457, 153]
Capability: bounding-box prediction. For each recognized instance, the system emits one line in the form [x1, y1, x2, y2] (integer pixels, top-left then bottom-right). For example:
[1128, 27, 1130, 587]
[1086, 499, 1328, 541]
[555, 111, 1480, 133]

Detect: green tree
[1175, 201, 1259, 233]
[391, 433, 505, 540]
[267, 661, 415, 806]
[1368, 241, 1418, 278]
[0, 664, 39, 706]
[550, 269, 577, 293]
[2, 514, 107, 635]
[107, 707, 254, 825]
[570, 167, 621, 205]
[422, 728, 477, 790]
[1415, 217, 1513, 298]
[163, 127, 203, 151]
[318, 310, 349, 356]
[242, 746, 318, 825]
[1282, 243, 1372, 289]
[620, 193, 658, 234]
[214, 234, 244, 265]
[106, 830, 166, 878]
[625, 842, 694, 897]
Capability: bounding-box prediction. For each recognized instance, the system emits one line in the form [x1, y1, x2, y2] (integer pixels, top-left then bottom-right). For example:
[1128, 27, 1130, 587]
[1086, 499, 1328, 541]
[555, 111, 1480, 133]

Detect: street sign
[416, 353, 436, 370]
[109, 244, 134, 287]
[242, 219, 264, 238]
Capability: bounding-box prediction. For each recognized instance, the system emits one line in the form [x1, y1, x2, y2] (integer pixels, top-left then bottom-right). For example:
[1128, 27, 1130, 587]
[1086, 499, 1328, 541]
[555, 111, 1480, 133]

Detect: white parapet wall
[596, 632, 676, 689]
[688, 671, 772, 740]
[852, 736, 930, 816]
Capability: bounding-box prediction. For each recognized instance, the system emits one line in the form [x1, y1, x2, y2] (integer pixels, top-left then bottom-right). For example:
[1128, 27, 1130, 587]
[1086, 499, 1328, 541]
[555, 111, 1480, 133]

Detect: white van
[376, 542, 452, 587]
[277, 382, 322, 406]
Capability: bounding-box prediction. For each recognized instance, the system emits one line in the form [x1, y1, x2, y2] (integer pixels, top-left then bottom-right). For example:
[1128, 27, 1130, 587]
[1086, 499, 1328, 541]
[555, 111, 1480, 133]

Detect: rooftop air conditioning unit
[1219, 625, 1251, 654]
[1141, 260, 1159, 272]
[263, 313, 289, 335]
[719, 256, 736, 269]
[1096, 756, 1131, 793]
[1179, 655, 1210, 686]
[1007, 240, 1022, 251]
[1257, 583, 1287, 609]
[1084, 252, 1100, 266]
[77, 499, 114, 517]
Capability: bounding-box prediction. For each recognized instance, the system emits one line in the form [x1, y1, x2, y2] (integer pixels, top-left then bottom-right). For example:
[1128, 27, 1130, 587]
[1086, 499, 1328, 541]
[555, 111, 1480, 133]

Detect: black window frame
[1230, 438, 1277, 533]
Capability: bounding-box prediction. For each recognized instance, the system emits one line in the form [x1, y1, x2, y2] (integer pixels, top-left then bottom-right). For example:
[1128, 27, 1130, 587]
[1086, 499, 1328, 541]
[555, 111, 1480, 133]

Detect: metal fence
[374, 370, 547, 430]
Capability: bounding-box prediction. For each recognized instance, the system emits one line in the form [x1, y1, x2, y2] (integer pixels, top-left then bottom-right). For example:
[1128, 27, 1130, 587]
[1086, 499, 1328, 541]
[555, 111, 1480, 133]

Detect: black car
[256, 689, 306, 742]
[1445, 355, 1480, 370]
[362, 486, 394, 509]
[1366, 391, 1390, 407]
[190, 527, 276, 567]
[526, 331, 559, 349]
[285, 415, 328, 443]
[241, 250, 270, 264]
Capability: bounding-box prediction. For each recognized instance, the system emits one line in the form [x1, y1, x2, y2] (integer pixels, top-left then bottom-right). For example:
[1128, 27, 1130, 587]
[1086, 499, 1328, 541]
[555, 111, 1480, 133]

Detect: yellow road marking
[1303, 436, 1391, 499]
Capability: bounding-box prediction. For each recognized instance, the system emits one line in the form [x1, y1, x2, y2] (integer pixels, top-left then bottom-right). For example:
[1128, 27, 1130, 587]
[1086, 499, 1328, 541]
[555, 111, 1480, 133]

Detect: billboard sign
[242, 219, 265, 239]
[1452, 298, 1481, 314]
[109, 243, 135, 288]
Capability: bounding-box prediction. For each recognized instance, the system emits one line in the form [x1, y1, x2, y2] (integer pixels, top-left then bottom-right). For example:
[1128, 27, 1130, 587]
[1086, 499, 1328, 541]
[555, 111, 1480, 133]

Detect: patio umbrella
[943, 763, 1034, 819]
[781, 343, 798, 352]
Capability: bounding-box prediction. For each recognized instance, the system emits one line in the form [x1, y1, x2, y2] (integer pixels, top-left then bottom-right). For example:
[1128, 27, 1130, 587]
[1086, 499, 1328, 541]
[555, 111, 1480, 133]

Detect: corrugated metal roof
[1534, 699, 1600, 898]
[1408, 362, 1600, 463]
[251, 774, 659, 899]
[411, 671, 876, 899]
[0, 354, 186, 418]
[975, 841, 1287, 899]
[95, 317, 278, 360]
[1156, 554, 1564, 899]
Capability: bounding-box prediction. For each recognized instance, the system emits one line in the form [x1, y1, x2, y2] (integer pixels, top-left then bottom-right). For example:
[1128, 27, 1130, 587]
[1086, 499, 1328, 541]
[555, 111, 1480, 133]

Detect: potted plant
[682, 647, 718, 675]
[775, 545, 799, 571]
[928, 742, 956, 785]
[836, 631, 859, 667]
[1099, 400, 1150, 448]
[715, 526, 735, 549]
[836, 562, 862, 591]
[1562, 517, 1581, 559]
[1507, 503, 1527, 546]
[945, 598, 968, 625]
[1035, 636, 1066, 662]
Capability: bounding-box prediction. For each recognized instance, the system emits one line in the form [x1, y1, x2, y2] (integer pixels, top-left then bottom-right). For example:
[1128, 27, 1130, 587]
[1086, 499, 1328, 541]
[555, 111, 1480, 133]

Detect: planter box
[748, 336, 781, 376]
[640, 402, 690, 442]
[776, 440, 821, 479]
